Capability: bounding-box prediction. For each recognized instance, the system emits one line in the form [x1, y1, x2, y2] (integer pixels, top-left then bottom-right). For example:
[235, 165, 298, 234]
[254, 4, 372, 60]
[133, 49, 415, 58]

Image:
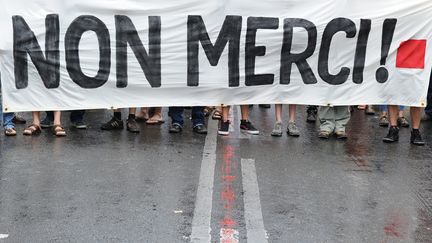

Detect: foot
[240, 120, 259, 135]
[52, 125, 67, 137]
[72, 121, 87, 129]
[12, 116, 26, 124]
[259, 104, 271, 109]
[335, 131, 348, 140]
[146, 114, 164, 125]
[169, 123, 183, 133]
[4, 127, 17, 136]
[365, 106, 375, 115]
[126, 118, 140, 133]
[287, 122, 300, 137]
[40, 117, 54, 128]
[101, 117, 124, 130]
[397, 117, 410, 128]
[410, 129, 425, 146]
[218, 120, 230, 136]
[383, 126, 399, 143]
[23, 124, 42, 136]
[271, 122, 283, 137]
[379, 116, 389, 127]
[193, 124, 208, 134]
[318, 130, 331, 139]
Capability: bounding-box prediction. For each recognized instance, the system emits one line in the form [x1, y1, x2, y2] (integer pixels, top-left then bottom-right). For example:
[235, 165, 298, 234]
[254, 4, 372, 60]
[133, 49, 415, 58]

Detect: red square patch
[396, 39, 426, 69]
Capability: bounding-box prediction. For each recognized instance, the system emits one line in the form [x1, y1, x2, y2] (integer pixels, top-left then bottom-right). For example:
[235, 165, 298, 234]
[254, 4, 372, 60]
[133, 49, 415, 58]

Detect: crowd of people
[1, 77, 431, 146]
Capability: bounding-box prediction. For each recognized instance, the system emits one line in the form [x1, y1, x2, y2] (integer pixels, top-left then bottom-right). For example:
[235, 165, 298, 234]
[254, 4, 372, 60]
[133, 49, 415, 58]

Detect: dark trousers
[45, 110, 85, 123]
[168, 107, 205, 127]
[426, 72, 432, 116]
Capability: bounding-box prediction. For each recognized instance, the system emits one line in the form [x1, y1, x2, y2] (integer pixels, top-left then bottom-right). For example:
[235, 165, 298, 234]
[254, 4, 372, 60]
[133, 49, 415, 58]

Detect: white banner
[0, 0, 431, 112]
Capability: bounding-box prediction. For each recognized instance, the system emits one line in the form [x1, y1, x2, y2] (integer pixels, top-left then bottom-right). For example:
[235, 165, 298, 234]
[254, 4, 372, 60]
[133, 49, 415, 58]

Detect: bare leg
[222, 106, 230, 122]
[410, 107, 422, 129]
[32, 111, 41, 126]
[388, 105, 399, 126]
[275, 104, 282, 123]
[129, 108, 137, 115]
[240, 105, 249, 121]
[288, 104, 296, 123]
[53, 111, 62, 126]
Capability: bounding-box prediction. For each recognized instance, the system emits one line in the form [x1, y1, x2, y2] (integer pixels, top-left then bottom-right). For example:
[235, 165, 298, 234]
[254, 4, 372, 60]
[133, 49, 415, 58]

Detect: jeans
[426, 72, 432, 116]
[168, 107, 205, 127]
[0, 83, 15, 129]
[45, 110, 85, 123]
[378, 105, 405, 112]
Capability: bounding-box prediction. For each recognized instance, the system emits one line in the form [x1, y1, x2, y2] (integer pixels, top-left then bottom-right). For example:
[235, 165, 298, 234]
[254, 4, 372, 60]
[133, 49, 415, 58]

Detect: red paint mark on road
[383, 211, 408, 239]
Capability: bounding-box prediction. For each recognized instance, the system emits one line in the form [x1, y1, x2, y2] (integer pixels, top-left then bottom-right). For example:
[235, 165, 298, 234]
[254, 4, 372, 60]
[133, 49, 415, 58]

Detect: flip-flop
[146, 115, 165, 125]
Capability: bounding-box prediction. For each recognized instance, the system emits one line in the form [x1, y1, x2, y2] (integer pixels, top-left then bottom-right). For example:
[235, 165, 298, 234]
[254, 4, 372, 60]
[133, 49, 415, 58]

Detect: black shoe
[383, 126, 399, 143]
[126, 118, 140, 133]
[12, 116, 26, 124]
[410, 129, 425, 146]
[101, 117, 124, 130]
[169, 123, 183, 133]
[306, 106, 318, 123]
[193, 124, 208, 134]
[40, 117, 54, 128]
[240, 120, 259, 135]
[218, 120, 230, 136]
[259, 104, 271, 109]
[72, 121, 87, 129]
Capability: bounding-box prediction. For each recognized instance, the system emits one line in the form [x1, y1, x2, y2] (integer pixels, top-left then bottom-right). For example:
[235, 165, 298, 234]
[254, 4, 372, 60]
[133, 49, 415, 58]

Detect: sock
[114, 112, 122, 120]
[128, 114, 136, 120]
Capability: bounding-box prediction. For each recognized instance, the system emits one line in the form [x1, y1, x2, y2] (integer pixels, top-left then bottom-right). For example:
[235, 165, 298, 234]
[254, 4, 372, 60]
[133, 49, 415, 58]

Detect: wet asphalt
[0, 106, 432, 243]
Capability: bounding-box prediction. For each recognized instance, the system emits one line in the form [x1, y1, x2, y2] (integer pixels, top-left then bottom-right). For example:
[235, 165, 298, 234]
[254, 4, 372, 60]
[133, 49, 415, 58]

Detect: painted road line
[241, 158, 268, 243]
[190, 117, 218, 243]
[0, 234, 9, 239]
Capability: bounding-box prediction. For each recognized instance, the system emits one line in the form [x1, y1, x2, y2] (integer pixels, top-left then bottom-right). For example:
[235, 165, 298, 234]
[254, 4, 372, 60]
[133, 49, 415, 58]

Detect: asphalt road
[0, 106, 431, 243]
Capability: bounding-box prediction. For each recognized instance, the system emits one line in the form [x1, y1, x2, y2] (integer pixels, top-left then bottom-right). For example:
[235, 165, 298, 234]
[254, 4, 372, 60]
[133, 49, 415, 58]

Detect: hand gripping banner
[0, 0, 431, 112]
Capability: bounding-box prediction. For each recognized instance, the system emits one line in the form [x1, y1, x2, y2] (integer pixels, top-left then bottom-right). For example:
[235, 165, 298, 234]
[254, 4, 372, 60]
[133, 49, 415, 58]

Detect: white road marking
[220, 228, 239, 243]
[0, 234, 9, 239]
[241, 158, 268, 243]
[190, 117, 218, 243]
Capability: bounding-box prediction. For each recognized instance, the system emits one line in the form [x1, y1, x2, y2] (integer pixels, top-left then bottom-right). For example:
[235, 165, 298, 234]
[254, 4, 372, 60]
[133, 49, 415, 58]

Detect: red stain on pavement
[383, 211, 408, 239]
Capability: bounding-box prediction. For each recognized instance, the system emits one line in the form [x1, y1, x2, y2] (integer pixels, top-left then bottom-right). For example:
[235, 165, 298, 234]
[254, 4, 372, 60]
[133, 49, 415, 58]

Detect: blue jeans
[426, 72, 432, 116]
[379, 105, 405, 112]
[45, 110, 85, 123]
[168, 107, 205, 127]
[0, 83, 15, 129]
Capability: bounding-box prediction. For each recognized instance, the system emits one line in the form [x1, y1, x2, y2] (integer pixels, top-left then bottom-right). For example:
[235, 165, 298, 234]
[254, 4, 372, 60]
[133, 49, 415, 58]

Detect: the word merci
[13, 15, 397, 89]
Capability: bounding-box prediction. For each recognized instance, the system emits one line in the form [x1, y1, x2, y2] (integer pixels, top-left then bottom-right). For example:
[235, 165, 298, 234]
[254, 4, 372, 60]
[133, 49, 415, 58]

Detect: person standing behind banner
[23, 111, 66, 137]
[0, 80, 16, 136]
[101, 108, 140, 133]
[218, 105, 259, 136]
[168, 106, 207, 134]
[41, 110, 87, 129]
[423, 72, 432, 121]
[271, 104, 300, 137]
[318, 106, 350, 139]
[383, 106, 424, 145]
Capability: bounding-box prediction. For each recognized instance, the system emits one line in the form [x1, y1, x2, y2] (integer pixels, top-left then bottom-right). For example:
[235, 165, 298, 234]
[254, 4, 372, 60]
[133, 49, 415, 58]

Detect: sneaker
[259, 104, 271, 109]
[193, 124, 208, 135]
[12, 116, 26, 124]
[126, 118, 140, 133]
[101, 117, 124, 130]
[397, 117, 410, 128]
[72, 121, 87, 129]
[218, 120, 230, 136]
[383, 126, 399, 143]
[318, 130, 331, 139]
[410, 129, 425, 146]
[306, 107, 318, 123]
[379, 116, 389, 127]
[335, 131, 348, 140]
[240, 120, 259, 135]
[271, 122, 283, 137]
[40, 117, 54, 128]
[287, 122, 300, 137]
[169, 123, 183, 133]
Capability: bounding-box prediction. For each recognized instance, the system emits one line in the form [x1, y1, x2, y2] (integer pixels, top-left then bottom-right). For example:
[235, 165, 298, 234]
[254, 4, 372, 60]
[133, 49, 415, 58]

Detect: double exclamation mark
[376, 19, 397, 83]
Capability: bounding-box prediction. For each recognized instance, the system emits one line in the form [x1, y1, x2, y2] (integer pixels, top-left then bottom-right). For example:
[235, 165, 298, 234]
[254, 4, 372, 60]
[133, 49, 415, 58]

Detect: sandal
[146, 114, 165, 125]
[4, 128, 17, 136]
[52, 125, 67, 137]
[212, 110, 223, 120]
[203, 107, 214, 117]
[357, 105, 366, 110]
[23, 124, 42, 136]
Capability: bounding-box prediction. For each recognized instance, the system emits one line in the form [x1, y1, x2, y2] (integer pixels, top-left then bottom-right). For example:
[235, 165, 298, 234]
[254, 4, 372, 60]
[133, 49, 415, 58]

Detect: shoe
[410, 129, 425, 146]
[72, 121, 87, 129]
[335, 131, 348, 140]
[240, 120, 259, 135]
[397, 117, 410, 128]
[271, 122, 283, 137]
[12, 116, 26, 124]
[318, 131, 331, 139]
[169, 123, 183, 133]
[218, 120, 230, 136]
[365, 106, 375, 115]
[287, 122, 300, 137]
[259, 104, 271, 109]
[193, 124, 208, 134]
[126, 118, 140, 133]
[383, 126, 399, 143]
[306, 107, 318, 123]
[379, 116, 389, 127]
[40, 117, 54, 128]
[101, 117, 124, 130]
